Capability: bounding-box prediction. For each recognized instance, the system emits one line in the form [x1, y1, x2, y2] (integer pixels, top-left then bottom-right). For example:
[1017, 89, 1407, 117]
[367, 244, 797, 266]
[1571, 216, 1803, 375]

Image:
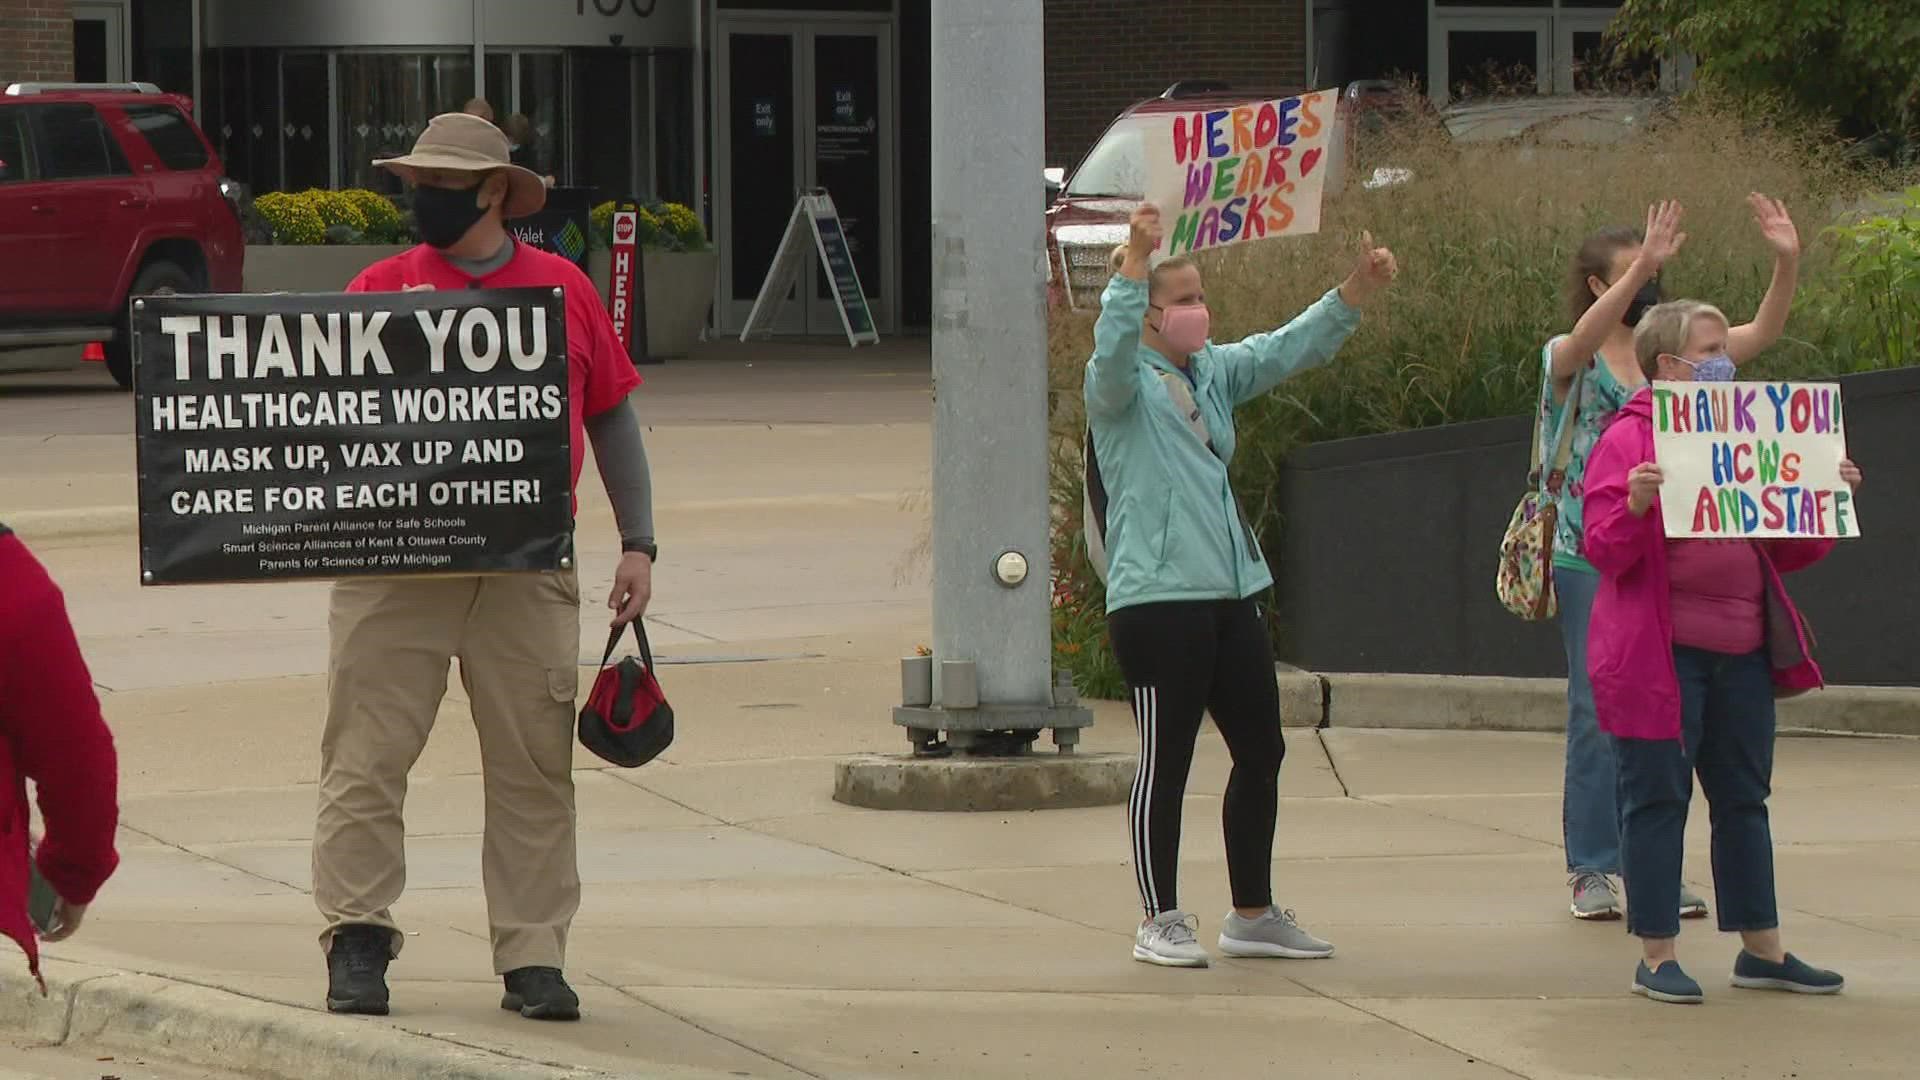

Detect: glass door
[715, 19, 895, 337]
[72, 1, 128, 83]
[805, 28, 891, 335]
[1430, 15, 1551, 104]
[718, 26, 803, 333]
[280, 52, 331, 191]
[1558, 12, 1657, 93]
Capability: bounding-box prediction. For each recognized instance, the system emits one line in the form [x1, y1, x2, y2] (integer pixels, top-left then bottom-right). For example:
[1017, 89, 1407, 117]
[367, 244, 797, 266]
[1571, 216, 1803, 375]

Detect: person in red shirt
[0, 525, 121, 988]
[313, 113, 656, 1021]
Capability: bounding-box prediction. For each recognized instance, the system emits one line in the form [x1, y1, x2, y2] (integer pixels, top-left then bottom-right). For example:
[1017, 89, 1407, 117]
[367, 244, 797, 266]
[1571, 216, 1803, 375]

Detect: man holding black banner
[314, 112, 657, 1022]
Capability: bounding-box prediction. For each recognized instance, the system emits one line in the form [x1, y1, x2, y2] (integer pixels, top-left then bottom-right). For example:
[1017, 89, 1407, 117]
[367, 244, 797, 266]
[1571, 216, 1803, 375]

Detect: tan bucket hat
[372, 112, 546, 220]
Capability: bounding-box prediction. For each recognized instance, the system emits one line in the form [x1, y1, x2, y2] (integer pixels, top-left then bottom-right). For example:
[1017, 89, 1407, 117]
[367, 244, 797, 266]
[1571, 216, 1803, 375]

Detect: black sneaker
[501, 966, 581, 1021]
[325, 924, 392, 1015]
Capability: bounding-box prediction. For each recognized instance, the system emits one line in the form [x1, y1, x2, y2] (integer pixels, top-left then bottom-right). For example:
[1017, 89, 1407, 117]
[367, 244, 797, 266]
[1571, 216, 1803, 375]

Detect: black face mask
[1621, 280, 1662, 328]
[412, 184, 489, 249]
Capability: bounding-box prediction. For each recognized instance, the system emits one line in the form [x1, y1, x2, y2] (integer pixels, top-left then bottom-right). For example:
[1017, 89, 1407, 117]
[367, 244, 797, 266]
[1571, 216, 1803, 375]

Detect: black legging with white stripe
[1108, 598, 1285, 917]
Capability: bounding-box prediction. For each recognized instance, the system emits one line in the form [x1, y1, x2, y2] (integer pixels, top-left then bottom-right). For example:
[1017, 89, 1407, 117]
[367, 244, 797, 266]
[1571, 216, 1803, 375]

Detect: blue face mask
[1681, 353, 1736, 382]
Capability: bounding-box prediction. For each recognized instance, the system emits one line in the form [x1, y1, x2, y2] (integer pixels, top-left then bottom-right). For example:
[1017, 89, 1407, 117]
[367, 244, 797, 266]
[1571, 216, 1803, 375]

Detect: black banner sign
[133, 289, 573, 585]
[508, 185, 593, 272]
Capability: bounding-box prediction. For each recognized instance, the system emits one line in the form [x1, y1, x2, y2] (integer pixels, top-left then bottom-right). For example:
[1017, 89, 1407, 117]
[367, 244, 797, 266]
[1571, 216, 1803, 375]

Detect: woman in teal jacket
[1086, 203, 1397, 968]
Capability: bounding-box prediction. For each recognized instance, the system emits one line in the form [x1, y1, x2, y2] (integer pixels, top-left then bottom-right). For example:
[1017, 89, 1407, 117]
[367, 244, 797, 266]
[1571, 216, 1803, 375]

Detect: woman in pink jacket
[1582, 300, 1861, 1006]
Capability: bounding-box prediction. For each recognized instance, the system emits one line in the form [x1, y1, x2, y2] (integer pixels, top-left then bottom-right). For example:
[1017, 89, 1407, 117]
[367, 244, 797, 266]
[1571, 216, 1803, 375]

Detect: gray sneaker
[1679, 886, 1710, 920]
[1570, 873, 1622, 920]
[1133, 911, 1209, 968]
[1218, 907, 1335, 959]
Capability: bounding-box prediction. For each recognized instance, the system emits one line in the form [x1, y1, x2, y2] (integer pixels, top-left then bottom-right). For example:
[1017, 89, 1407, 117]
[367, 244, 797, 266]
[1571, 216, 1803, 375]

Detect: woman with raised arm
[1084, 203, 1395, 968]
[1545, 196, 1802, 923]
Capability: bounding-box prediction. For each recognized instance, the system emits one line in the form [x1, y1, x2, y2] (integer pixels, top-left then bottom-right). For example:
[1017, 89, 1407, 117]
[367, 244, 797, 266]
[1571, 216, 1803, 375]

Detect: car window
[124, 103, 210, 170]
[0, 110, 30, 183]
[33, 103, 131, 180]
[1065, 117, 1154, 199]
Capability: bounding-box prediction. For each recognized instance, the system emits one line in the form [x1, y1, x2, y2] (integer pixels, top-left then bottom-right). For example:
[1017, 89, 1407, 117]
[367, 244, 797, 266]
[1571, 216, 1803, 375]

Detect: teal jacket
[1083, 273, 1361, 613]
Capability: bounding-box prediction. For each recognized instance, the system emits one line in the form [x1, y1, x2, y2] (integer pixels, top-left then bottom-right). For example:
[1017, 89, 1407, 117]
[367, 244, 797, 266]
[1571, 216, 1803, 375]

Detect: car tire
[107, 260, 201, 390]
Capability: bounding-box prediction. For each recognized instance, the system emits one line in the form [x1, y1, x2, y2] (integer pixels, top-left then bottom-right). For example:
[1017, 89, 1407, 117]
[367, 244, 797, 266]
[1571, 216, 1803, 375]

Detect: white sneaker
[1219, 907, 1336, 959]
[1133, 911, 1210, 968]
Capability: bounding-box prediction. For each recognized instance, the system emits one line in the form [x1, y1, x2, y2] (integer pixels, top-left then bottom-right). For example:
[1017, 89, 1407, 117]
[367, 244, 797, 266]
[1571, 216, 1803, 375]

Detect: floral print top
[1539, 335, 1636, 573]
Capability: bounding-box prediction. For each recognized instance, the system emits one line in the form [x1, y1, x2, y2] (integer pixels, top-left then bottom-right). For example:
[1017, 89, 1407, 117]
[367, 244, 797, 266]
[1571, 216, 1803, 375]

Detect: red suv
[1046, 80, 1424, 311]
[0, 82, 244, 388]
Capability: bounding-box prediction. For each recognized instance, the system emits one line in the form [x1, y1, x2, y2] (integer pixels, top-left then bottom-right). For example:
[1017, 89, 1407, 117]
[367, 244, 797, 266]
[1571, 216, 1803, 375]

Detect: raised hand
[1339, 230, 1398, 307]
[1128, 203, 1164, 260]
[1748, 193, 1801, 260]
[1639, 200, 1688, 272]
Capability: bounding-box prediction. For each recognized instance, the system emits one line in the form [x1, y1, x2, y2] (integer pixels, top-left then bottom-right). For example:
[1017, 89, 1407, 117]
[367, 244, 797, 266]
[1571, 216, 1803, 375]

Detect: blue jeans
[1613, 647, 1779, 940]
[1556, 566, 1620, 875]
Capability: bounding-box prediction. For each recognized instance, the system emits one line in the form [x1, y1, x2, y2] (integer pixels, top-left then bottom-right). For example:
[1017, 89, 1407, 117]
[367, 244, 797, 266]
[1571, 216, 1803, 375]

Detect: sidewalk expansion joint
[119, 823, 307, 894]
[1316, 729, 1353, 798]
[591, 975, 829, 1080]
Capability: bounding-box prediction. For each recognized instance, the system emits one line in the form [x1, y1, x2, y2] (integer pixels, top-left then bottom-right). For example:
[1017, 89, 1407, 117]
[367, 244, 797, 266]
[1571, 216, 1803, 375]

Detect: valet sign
[132, 289, 574, 585]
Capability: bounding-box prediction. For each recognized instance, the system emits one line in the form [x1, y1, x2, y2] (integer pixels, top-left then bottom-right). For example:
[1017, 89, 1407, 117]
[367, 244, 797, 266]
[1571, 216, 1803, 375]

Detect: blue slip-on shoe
[1731, 951, 1845, 995]
[1633, 960, 1704, 1004]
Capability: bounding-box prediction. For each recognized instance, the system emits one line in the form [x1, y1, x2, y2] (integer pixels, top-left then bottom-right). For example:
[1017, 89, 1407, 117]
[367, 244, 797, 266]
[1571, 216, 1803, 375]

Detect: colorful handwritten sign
[1144, 90, 1337, 257]
[1651, 381, 1860, 539]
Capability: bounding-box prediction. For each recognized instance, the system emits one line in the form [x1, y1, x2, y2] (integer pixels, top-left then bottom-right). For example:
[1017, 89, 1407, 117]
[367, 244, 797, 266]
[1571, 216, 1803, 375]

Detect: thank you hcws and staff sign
[134, 290, 574, 585]
[1651, 380, 1860, 540]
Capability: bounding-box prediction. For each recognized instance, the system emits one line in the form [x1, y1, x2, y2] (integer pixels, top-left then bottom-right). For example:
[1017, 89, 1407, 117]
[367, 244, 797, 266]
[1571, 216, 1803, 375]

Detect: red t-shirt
[344, 243, 642, 514]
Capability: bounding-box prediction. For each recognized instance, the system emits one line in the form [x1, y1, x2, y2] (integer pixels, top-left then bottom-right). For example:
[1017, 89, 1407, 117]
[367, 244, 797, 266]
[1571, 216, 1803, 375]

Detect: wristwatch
[622, 538, 658, 561]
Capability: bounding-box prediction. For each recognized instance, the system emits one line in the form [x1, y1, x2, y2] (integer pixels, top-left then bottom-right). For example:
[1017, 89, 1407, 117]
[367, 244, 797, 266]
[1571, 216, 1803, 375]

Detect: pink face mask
[1150, 302, 1211, 356]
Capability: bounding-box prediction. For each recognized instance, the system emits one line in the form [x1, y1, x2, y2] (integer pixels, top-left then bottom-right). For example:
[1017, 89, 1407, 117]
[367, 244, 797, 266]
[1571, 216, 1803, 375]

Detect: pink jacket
[1581, 388, 1830, 741]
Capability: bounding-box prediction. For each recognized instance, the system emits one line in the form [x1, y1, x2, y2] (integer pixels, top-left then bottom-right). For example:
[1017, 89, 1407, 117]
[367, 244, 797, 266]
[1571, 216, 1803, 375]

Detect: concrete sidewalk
[24, 646, 1920, 1080]
[8, 347, 1919, 1077]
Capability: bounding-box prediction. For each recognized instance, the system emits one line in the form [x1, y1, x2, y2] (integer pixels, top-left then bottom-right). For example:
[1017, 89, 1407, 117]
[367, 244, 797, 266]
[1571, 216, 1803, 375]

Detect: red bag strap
[598, 620, 656, 673]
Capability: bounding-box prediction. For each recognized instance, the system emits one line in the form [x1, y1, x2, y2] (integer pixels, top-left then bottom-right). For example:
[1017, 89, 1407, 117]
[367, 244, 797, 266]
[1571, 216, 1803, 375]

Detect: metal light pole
[892, 0, 1091, 755]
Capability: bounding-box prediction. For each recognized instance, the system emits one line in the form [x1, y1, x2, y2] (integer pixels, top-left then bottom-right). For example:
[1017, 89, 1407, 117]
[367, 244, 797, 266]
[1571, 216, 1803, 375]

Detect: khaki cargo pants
[314, 569, 582, 974]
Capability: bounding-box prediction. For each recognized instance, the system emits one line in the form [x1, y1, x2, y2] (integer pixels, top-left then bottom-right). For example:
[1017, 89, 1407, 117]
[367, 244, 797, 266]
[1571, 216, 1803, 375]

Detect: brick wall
[1044, 0, 1309, 170]
[0, 0, 74, 86]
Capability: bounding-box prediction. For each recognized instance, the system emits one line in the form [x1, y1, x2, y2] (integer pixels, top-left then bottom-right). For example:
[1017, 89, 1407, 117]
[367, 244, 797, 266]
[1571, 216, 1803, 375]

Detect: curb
[1291, 670, 1920, 738]
[1275, 664, 1325, 729]
[2, 965, 634, 1080]
[3, 506, 137, 544]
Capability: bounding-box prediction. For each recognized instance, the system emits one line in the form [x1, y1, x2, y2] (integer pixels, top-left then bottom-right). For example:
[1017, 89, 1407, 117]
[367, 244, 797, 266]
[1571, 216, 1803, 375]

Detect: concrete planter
[243, 244, 412, 293]
[1273, 365, 1920, 686]
[587, 248, 717, 359]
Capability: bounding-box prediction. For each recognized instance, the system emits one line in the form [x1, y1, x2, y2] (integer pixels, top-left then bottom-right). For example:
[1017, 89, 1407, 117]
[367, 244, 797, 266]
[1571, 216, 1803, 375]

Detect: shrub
[1807, 186, 1920, 371]
[653, 201, 708, 252]
[339, 188, 410, 244]
[1046, 91, 1913, 697]
[589, 200, 708, 252]
[306, 190, 369, 236]
[250, 189, 407, 245]
[251, 191, 327, 246]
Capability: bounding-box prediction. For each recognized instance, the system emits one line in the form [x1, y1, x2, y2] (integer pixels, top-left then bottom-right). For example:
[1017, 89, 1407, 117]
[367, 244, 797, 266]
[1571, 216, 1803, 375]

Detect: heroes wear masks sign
[1143, 90, 1338, 256]
[133, 290, 574, 585]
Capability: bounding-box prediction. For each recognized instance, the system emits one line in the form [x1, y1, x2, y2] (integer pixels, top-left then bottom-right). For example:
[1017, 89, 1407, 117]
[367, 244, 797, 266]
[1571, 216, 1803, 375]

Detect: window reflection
[337, 52, 474, 191]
